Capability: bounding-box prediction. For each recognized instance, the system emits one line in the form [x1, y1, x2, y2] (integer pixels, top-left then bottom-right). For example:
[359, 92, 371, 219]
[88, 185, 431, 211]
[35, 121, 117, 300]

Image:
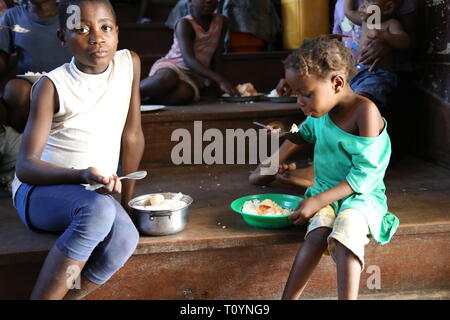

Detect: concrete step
[118, 23, 174, 58]
[0, 157, 449, 299]
[139, 99, 304, 167]
[316, 289, 450, 300]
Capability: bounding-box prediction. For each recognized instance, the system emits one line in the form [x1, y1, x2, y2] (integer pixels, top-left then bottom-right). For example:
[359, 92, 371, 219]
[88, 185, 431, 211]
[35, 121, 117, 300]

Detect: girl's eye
[301, 92, 312, 98]
[102, 25, 113, 32]
[76, 26, 89, 33]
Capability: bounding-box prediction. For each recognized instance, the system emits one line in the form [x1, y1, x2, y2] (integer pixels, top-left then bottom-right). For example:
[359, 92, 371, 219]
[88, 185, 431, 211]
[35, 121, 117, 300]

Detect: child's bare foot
[275, 165, 314, 188]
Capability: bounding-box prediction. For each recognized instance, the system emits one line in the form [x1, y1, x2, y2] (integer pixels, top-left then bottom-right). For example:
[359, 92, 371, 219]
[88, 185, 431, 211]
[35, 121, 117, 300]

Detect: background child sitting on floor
[140, 0, 237, 105]
[279, 35, 399, 300]
[13, 0, 144, 300]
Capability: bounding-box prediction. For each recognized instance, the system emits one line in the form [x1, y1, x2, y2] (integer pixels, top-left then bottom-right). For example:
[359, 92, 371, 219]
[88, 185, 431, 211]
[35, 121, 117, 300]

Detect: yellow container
[281, 0, 330, 49]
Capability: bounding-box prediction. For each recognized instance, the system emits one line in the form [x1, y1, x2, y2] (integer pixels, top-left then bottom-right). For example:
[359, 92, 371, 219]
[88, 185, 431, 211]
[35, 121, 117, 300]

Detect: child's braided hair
[283, 35, 357, 81]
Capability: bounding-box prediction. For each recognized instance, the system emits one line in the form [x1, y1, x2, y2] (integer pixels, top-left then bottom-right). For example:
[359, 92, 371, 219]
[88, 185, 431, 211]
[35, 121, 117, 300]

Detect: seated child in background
[279, 35, 399, 300]
[333, 0, 362, 58]
[13, 0, 144, 299]
[344, 0, 410, 109]
[140, 0, 237, 105]
[0, 0, 72, 133]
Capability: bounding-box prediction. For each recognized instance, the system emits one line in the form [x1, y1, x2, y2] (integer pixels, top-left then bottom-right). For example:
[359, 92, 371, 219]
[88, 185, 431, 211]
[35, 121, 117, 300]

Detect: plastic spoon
[85, 170, 148, 191]
[0, 24, 30, 33]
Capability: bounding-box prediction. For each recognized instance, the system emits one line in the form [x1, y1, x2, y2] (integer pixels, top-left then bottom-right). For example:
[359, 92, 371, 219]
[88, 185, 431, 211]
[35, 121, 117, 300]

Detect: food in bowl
[134, 192, 186, 211]
[242, 199, 293, 216]
[236, 82, 258, 96]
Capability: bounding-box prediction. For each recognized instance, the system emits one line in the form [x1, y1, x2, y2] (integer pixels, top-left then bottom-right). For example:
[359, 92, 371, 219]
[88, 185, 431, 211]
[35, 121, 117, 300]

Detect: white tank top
[12, 49, 134, 199]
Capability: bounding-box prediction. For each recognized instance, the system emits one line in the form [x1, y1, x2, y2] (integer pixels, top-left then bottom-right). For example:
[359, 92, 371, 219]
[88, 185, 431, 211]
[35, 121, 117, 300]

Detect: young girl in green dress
[281, 36, 399, 300]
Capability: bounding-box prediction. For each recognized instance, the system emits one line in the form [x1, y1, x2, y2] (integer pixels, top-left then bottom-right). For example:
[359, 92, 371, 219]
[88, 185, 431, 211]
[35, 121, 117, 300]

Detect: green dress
[299, 114, 399, 245]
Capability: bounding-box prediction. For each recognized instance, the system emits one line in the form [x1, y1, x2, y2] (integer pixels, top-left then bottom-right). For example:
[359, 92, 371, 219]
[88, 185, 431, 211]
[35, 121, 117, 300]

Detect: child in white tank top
[12, 0, 145, 300]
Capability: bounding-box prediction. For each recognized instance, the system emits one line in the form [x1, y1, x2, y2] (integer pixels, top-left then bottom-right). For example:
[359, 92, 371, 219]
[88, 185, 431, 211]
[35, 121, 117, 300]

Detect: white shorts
[306, 206, 370, 271]
[149, 61, 201, 101]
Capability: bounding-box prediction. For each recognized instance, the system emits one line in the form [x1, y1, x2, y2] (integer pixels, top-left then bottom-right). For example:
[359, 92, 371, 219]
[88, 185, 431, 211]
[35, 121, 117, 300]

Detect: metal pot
[128, 193, 193, 236]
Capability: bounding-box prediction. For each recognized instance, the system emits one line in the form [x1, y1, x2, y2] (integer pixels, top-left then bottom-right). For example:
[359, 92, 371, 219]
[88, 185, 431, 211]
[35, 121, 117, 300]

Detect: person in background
[140, 0, 237, 105]
[0, 0, 72, 133]
[165, 0, 282, 50]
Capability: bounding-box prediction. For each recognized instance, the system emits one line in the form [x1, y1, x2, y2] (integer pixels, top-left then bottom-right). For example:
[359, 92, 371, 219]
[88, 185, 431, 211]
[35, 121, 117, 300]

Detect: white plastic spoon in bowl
[85, 170, 148, 191]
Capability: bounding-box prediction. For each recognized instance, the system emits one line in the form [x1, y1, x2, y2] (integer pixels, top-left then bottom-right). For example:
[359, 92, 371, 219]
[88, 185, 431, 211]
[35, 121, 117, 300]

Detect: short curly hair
[58, 0, 116, 30]
[284, 35, 357, 81]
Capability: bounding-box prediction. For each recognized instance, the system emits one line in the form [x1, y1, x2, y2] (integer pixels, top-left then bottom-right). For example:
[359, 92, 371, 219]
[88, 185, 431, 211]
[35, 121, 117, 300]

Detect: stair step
[315, 289, 450, 300]
[0, 157, 449, 299]
[114, 0, 178, 24]
[139, 99, 303, 167]
[118, 23, 174, 57]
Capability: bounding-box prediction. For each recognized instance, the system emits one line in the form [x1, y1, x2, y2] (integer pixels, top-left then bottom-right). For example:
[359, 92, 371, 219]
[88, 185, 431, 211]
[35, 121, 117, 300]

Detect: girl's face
[62, 1, 118, 74]
[190, 0, 219, 16]
[285, 68, 339, 118]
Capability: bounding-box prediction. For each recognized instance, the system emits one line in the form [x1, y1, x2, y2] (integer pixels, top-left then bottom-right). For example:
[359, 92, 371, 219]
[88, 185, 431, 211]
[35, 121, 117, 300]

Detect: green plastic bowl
[230, 194, 303, 229]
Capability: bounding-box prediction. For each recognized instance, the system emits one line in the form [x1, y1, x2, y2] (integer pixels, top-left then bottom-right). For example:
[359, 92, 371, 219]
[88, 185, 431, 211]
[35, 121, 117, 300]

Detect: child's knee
[80, 196, 117, 237]
[4, 79, 31, 103]
[172, 81, 195, 105]
[155, 68, 180, 89]
[305, 227, 332, 248]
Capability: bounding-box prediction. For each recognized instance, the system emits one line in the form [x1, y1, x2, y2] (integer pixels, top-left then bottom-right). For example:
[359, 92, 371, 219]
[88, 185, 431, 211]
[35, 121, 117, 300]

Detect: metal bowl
[129, 193, 193, 236]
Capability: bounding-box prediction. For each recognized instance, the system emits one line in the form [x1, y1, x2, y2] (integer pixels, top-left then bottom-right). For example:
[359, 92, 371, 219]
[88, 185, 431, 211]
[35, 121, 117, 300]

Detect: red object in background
[0, 0, 8, 16]
[229, 32, 265, 53]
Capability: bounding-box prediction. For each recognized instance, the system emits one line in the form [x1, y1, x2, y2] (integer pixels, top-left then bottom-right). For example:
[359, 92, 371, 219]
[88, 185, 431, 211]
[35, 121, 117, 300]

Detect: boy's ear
[331, 74, 345, 93]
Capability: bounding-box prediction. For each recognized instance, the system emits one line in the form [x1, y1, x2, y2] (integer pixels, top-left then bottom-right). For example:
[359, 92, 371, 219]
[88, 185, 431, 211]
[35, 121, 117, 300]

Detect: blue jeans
[350, 64, 398, 110]
[14, 183, 140, 284]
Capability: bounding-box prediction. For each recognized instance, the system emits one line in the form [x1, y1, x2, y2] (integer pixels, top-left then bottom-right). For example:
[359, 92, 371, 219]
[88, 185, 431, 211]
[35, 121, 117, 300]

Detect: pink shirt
[154, 13, 224, 86]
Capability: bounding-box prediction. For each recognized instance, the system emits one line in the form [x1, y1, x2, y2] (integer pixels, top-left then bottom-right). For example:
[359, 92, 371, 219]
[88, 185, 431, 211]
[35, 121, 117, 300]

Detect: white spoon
[0, 24, 30, 33]
[85, 170, 148, 191]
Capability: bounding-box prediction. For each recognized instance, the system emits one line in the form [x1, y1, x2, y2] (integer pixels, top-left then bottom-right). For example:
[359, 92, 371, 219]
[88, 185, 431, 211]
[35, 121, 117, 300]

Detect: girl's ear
[331, 74, 345, 93]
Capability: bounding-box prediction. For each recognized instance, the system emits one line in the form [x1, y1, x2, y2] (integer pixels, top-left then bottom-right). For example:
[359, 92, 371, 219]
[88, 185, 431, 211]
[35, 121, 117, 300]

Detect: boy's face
[189, 0, 219, 15]
[285, 69, 339, 118]
[61, 1, 118, 74]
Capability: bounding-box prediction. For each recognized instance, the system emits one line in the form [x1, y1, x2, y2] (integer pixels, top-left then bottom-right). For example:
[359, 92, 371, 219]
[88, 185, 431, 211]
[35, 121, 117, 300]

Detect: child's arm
[344, 0, 364, 25]
[176, 17, 236, 95]
[120, 51, 145, 213]
[15, 78, 118, 190]
[367, 19, 411, 50]
[289, 180, 354, 225]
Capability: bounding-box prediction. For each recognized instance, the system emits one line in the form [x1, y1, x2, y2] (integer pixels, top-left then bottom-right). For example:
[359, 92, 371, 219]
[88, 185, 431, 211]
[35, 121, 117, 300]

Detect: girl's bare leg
[335, 240, 362, 300]
[140, 68, 180, 102]
[282, 227, 331, 300]
[30, 245, 86, 300]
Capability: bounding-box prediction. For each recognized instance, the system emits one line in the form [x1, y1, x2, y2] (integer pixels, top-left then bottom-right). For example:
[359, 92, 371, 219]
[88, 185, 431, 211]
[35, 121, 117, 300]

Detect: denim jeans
[14, 183, 140, 284]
